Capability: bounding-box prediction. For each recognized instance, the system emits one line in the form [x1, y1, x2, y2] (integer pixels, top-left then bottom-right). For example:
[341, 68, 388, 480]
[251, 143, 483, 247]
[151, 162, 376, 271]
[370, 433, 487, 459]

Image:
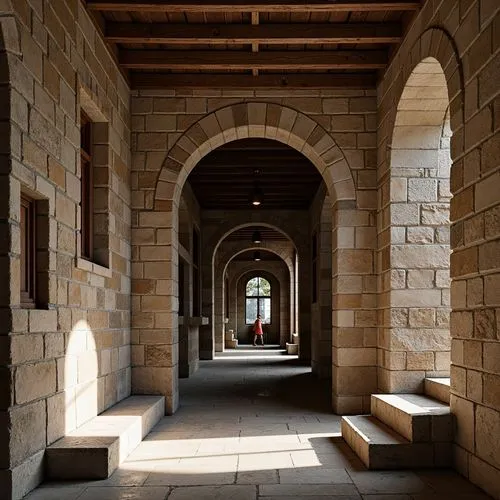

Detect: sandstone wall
[310, 186, 334, 379]
[131, 96, 379, 414]
[0, 1, 131, 497]
[377, 1, 500, 496]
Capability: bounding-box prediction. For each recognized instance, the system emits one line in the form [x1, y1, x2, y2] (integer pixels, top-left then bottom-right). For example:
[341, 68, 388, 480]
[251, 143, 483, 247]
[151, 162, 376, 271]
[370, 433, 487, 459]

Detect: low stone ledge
[424, 377, 450, 404]
[46, 395, 164, 480]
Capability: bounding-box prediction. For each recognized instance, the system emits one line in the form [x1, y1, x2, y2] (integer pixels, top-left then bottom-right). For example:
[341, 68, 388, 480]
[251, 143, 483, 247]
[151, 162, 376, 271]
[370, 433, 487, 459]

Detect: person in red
[253, 314, 264, 346]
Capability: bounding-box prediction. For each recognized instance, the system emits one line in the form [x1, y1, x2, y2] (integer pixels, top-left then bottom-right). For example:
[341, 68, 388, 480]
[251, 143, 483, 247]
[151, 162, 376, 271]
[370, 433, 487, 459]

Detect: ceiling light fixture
[250, 169, 263, 206]
[252, 229, 262, 244]
[253, 251, 261, 261]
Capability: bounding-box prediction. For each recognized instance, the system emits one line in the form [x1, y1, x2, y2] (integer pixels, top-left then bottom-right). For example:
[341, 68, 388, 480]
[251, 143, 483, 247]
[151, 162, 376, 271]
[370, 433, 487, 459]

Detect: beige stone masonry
[132, 101, 377, 415]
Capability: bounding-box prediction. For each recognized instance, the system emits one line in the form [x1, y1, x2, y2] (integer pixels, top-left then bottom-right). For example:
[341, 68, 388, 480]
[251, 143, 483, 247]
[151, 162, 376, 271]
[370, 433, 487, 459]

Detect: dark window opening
[81, 111, 93, 261]
[179, 260, 185, 317]
[225, 277, 229, 320]
[20, 194, 36, 308]
[312, 232, 318, 304]
[192, 228, 200, 316]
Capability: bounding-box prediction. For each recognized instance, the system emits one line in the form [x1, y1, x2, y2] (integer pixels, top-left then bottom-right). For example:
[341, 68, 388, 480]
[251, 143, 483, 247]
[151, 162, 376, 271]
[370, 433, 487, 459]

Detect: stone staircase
[46, 395, 164, 480]
[342, 378, 452, 469]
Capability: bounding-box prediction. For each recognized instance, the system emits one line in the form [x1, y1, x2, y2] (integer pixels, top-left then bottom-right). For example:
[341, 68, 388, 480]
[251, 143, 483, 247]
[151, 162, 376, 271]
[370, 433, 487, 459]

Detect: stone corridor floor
[27, 347, 491, 499]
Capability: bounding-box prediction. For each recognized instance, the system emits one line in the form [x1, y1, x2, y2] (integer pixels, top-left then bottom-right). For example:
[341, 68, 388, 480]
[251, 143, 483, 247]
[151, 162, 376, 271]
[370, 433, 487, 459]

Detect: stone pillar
[131, 209, 179, 414]
[332, 201, 378, 414]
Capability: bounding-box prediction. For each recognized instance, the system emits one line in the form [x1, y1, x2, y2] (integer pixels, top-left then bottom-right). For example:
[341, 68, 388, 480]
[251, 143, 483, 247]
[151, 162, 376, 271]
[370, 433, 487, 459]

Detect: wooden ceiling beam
[122, 50, 387, 70]
[86, 1, 420, 13]
[106, 22, 402, 45]
[130, 72, 377, 88]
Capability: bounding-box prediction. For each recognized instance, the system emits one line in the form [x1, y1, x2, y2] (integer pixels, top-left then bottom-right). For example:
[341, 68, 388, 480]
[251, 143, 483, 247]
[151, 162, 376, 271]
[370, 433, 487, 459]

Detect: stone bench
[46, 395, 164, 480]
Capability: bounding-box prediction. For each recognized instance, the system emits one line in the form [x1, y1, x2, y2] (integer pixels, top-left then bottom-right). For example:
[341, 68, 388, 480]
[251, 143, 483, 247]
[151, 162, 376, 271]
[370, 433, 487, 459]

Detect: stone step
[424, 377, 451, 404]
[341, 415, 435, 470]
[46, 395, 164, 480]
[371, 394, 452, 443]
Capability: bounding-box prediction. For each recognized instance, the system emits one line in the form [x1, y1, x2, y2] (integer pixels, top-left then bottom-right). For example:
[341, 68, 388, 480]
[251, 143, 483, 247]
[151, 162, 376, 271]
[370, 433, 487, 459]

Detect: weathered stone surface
[9, 401, 46, 467]
[14, 361, 56, 405]
[390, 328, 450, 351]
[391, 245, 450, 269]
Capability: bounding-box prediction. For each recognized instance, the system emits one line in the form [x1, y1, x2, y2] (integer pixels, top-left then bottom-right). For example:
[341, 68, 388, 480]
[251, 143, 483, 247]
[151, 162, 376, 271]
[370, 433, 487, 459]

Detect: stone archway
[219, 244, 295, 350]
[153, 102, 356, 209]
[378, 27, 464, 395]
[213, 223, 297, 353]
[132, 102, 377, 415]
[231, 261, 289, 347]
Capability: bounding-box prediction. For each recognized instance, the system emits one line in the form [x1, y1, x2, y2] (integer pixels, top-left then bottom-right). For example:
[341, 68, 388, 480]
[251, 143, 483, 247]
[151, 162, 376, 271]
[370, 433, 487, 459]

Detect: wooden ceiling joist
[121, 49, 387, 70]
[86, 1, 421, 13]
[106, 22, 402, 45]
[130, 72, 377, 89]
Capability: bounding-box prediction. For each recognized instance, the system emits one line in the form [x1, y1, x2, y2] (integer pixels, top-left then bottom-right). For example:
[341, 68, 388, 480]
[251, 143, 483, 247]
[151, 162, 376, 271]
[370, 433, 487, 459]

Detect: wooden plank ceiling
[84, 0, 421, 89]
[188, 138, 323, 210]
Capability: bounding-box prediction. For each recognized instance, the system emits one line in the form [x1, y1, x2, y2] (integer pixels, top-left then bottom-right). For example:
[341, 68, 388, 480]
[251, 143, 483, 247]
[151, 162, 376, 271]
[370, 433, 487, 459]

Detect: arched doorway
[132, 102, 377, 415]
[381, 57, 452, 393]
[215, 225, 296, 351]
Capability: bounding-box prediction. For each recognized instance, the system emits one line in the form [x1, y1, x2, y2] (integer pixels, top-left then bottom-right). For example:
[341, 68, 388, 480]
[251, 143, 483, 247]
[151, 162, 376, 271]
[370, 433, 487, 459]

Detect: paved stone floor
[27, 347, 491, 499]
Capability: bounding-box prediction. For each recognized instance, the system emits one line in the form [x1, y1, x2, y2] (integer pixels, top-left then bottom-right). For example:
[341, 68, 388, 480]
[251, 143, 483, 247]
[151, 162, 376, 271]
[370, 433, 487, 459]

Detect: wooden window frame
[80, 110, 94, 261]
[20, 194, 36, 308]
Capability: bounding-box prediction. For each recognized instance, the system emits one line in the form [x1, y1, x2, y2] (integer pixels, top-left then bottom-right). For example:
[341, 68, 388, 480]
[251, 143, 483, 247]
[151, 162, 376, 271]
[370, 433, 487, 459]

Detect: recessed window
[225, 277, 229, 320]
[312, 232, 318, 304]
[20, 194, 36, 308]
[192, 228, 200, 316]
[80, 110, 93, 261]
[245, 277, 271, 324]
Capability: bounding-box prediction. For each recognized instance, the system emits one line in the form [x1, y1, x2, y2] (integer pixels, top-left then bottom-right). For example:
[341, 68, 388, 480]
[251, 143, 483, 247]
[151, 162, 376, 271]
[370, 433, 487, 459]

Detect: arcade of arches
[0, 1, 499, 499]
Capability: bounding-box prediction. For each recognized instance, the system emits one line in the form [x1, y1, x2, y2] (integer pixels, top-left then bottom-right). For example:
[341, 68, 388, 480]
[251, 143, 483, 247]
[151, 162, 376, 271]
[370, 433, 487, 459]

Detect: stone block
[29, 310, 57, 333]
[391, 204, 419, 225]
[391, 245, 449, 269]
[0, 449, 44, 500]
[10, 335, 43, 364]
[46, 392, 65, 445]
[450, 395, 475, 453]
[407, 270, 434, 289]
[9, 400, 46, 468]
[47, 395, 164, 480]
[391, 289, 442, 307]
[15, 361, 56, 404]
[387, 370, 425, 393]
[371, 393, 451, 443]
[334, 366, 377, 396]
[469, 454, 500, 500]
[407, 352, 434, 370]
[408, 178, 437, 202]
[475, 405, 500, 470]
[131, 366, 173, 396]
[424, 377, 450, 404]
[484, 373, 500, 408]
[407, 227, 434, 244]
[341, 415, 434, 469]
[335, 347, 376, 366]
